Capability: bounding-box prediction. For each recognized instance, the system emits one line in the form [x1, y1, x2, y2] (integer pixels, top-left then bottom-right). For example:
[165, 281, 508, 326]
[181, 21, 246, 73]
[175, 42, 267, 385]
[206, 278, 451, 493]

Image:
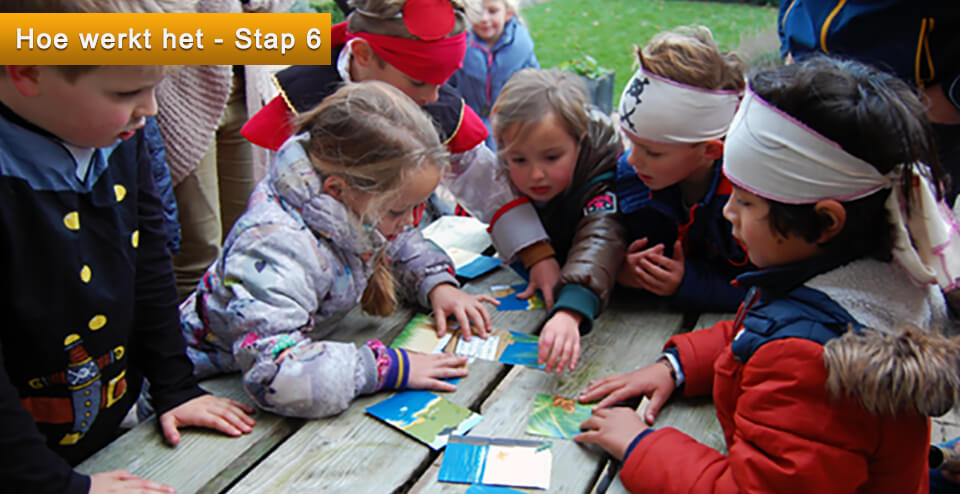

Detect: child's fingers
[554, 338, 574, 374]
[569, 339, 581, 371]
[454, 311, 473, 342]
[477, 294, 499, 306]
[466, 307, 489, 338]
[427, 378, 458, 392]
[537, 332, 554, 366]
[644, 391, 670, 424]
[159, 415, 181, 446]
[474, 300, 494, 329]
[434, 308, 448, 337]
[596, 389, 631, 410]
[626, 237, 649, 253]
[671, 239, 685, 262]
[516, 282, 536, 300]
[545, 338, 563, 374]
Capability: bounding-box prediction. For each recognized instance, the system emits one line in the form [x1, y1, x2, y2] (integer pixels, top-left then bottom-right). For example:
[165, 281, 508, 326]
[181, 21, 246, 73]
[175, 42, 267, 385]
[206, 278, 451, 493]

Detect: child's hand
[538, 310, 582, 373]
[578, 362, 676, 424]
[521, 257, 561, 310]
[429, 283, 498, 341]
[89, 470, 175, 493]
[159, 395, 256, 446]
[574, 407, 649, 461]
[618, 239, 684, 296]
[407, 352, 469, 391]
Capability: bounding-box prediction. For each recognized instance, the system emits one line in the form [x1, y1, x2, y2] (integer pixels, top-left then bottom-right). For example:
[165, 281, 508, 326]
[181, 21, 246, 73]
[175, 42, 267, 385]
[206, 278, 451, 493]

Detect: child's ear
[5, 66, 42, 97]
[814, 199, 847, 243]
[322, 175, 347, 200]
[350, 40, 374, 68]
[704, 139, 724, 160]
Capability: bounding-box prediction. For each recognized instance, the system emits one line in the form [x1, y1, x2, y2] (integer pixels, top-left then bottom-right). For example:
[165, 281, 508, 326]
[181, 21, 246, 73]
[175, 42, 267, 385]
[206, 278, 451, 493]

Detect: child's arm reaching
[237, 336, 467, 418]
[387, 228, 497, 340]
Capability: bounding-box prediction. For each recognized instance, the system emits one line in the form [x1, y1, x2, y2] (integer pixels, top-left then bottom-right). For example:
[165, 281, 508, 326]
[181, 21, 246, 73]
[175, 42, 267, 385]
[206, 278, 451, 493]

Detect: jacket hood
[823, 327, 960, 417]
[267, 134, 386, 257]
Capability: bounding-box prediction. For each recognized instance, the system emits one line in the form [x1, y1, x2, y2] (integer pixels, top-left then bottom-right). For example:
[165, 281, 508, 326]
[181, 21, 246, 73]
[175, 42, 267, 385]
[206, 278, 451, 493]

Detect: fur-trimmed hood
[824, 327, 960, 417]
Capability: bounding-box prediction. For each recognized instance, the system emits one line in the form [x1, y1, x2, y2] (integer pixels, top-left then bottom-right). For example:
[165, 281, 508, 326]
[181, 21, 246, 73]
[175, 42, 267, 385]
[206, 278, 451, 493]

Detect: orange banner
[0, 13, 330, 65]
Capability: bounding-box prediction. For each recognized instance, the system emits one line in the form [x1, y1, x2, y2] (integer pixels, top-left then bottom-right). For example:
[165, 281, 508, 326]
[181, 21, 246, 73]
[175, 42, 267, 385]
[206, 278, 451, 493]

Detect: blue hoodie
[450, 16, 539, 149]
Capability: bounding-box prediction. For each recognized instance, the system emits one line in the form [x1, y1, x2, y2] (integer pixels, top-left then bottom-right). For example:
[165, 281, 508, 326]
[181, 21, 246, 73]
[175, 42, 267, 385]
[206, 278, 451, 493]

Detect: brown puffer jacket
[536, 107, 625, 329]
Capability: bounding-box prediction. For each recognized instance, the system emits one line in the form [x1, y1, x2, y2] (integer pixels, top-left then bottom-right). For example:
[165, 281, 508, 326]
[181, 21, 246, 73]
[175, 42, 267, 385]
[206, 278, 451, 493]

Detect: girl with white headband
[614, 26, 753, 312]
[576, 56, 959, 493]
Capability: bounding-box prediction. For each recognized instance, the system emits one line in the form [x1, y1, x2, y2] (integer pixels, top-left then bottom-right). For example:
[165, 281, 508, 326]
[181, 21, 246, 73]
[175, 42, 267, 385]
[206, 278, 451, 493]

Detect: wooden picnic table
[77, 266, 728, 493]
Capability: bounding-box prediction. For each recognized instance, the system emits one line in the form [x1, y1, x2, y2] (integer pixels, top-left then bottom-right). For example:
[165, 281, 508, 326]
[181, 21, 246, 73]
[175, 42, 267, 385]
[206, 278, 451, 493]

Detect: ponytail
[360, 248, 397, 316]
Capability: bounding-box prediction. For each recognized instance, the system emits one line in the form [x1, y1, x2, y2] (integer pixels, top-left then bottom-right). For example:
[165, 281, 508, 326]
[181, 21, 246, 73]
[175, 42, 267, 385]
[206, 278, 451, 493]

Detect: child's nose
[626, 149, 643, 171]
[418, 84, 440, 105]
[137, 90, 158, 118]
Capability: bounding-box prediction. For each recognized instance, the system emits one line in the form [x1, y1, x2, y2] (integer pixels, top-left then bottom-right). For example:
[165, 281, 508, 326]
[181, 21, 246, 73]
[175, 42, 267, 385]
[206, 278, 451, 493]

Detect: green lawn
[522, 0, 779, 98]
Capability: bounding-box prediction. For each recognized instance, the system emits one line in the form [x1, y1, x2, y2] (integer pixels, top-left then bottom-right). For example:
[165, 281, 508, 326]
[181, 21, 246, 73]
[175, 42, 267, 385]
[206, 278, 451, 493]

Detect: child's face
[353, 53, 441, 106]
[500, 111, 579, 202]
[20, 66, 163, 148]
[722, 186, 820, 268]
[376, 164, 442, 240]
[623, 132, 713, 191]
[474, 0, 512, 45]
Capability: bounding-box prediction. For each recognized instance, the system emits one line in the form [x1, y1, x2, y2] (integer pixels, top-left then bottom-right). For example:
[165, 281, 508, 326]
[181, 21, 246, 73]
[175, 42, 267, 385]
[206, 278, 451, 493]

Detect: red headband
[332, 20, 466, 86]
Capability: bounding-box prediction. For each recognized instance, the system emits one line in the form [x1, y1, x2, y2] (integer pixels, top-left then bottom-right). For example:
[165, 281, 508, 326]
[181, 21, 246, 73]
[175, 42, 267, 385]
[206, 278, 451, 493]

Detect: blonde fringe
[360, 249, 397, 317]
[823, 327, 960, 417]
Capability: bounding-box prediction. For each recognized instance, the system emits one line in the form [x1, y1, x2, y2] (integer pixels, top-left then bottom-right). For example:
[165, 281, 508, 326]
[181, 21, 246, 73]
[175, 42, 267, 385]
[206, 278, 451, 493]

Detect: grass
[522, 0, 779, 98]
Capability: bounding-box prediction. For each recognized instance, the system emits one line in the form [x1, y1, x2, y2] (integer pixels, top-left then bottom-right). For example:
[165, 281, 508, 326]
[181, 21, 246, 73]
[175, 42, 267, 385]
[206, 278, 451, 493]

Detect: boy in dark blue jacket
[614, 27, 752, 312]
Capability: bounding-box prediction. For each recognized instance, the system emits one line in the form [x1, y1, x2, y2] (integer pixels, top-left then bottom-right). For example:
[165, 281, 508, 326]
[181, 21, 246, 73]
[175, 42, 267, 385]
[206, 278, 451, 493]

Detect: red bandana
[331, 2, 467, 86]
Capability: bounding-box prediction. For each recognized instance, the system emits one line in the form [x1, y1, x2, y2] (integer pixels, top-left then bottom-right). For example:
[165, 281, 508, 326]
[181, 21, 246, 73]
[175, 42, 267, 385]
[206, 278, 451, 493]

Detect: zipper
[819, 0, 849, 54]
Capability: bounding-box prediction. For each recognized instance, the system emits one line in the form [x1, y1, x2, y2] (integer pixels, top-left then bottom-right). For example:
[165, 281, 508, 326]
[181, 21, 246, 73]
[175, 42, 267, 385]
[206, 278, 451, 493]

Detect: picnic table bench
[78, 265, 730, 493]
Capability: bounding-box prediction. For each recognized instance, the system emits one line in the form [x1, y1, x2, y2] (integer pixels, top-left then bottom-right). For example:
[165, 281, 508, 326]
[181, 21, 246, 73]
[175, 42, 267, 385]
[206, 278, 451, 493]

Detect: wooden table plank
[594, 312, 733, 494]
[75, 373, 301, 494]
[227, 269, 547, 493]
[75, 296, 424, 493]
[410, 294, 689, 494]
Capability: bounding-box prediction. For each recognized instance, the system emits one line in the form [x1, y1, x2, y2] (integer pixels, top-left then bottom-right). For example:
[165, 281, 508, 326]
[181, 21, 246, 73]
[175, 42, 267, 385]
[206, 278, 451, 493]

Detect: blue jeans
[931, 436, 960, 493]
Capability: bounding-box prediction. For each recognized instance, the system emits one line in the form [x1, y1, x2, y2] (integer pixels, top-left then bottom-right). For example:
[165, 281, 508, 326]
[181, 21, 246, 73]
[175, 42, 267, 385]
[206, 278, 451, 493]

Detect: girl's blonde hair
[491, 68, 588, 154]
[639, 25, 745, 92]
[347, 0, 468, 40]
[464, 0, 523, 26]
[296, 81, 448, 316]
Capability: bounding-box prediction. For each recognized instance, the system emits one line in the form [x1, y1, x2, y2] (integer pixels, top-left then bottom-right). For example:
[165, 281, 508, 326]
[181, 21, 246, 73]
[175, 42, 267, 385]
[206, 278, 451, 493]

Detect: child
[575, 56, 958, 492]
[181, 82, 496, 419]
[490, 68, 625, 373]
[449, 0, 539, 150]
[242, 0, 563, 316]
[615, 26, 752, 312]
[0, 29, 254, 494]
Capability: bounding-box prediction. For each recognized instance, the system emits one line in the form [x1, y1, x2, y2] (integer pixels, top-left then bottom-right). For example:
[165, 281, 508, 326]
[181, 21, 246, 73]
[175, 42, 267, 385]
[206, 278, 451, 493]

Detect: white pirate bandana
[724, 88, 960, 290]
[617, 65, 741, 144]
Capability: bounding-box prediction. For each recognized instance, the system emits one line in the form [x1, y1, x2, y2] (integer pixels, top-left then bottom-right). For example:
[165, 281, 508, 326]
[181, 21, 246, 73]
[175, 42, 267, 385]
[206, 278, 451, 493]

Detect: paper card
[391, 314, 544, 369]
[421, 215, 493, 254]
[447, 247, 502, 279]
[525, 393, 598, 440]
[439, 436, 552, 490]
[491, 283, 544, 311]
[465, 484, 526, 494]
[366, 391, 482, 450]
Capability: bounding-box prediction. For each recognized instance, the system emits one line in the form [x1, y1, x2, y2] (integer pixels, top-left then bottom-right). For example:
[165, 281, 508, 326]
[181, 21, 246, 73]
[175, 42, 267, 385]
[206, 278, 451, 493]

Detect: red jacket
[620, 282, 940, 493]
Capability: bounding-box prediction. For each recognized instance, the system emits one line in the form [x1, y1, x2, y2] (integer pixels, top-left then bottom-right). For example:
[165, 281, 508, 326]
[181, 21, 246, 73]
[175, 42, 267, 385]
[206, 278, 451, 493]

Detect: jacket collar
[735, 251, 861, 300]
[0, 101, 118, 192]
[268, 135, 387, 257]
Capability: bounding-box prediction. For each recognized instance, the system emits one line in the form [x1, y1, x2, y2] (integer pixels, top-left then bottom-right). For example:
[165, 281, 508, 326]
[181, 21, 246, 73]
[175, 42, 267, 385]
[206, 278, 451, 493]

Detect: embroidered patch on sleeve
[583, 192, 618, 216]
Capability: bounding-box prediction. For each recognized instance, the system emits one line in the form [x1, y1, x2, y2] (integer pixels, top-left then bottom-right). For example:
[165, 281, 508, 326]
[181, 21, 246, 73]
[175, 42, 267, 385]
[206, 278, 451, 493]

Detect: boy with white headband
[576, 56, 958, 493]
[614, 26, 752, 312]
[241, 0, 564, 326]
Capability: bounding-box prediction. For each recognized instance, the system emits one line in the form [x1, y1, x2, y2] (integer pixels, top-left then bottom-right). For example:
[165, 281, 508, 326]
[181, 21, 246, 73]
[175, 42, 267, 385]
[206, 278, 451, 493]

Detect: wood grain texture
[412, 294, 687, 494]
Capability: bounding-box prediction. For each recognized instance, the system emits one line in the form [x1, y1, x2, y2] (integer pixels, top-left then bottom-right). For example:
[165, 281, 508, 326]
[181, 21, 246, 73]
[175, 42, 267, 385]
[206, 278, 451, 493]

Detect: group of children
[2, 0, 960, 492]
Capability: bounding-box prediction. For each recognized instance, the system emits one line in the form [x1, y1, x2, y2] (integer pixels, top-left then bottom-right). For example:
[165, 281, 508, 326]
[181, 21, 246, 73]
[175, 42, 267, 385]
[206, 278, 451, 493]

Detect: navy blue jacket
[778, 0, 959, 89]
[615, 155, 750, 312]
[449, 16, 539, 149]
